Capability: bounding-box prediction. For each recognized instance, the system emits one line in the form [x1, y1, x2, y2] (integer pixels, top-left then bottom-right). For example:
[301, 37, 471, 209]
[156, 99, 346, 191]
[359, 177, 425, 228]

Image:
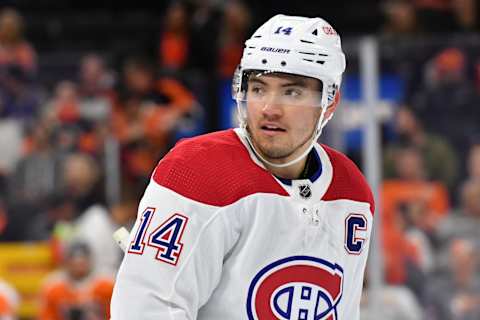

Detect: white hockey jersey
[110, 128, 375, 320]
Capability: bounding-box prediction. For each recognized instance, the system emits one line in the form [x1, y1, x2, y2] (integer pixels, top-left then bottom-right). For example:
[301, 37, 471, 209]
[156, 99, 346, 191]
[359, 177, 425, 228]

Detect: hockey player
[111, 14, 374, 319]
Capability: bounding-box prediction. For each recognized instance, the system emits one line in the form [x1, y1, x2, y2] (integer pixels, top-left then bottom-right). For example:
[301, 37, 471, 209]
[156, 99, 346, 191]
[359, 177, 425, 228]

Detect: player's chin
[258, 143, 291, 159]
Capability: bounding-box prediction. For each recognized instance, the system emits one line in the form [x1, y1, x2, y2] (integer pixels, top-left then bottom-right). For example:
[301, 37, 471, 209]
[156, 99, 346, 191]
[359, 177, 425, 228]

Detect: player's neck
[265, 156, 308, 180]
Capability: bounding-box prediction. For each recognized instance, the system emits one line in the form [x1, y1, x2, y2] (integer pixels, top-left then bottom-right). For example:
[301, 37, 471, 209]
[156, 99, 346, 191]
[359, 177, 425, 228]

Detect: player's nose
[261, 96, 284, 118]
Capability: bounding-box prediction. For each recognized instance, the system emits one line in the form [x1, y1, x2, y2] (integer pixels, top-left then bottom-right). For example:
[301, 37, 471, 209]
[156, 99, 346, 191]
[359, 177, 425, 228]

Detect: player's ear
[324, 91, 341, 119]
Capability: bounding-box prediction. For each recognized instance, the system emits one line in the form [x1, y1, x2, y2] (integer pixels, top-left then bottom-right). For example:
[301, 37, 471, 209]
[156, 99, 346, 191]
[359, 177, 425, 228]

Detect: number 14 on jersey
[128, 208, 189, 266]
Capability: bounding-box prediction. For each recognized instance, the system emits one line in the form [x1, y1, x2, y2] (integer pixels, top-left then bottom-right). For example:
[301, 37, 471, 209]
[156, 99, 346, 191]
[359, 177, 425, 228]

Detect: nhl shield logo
[298, 184, 312, 199]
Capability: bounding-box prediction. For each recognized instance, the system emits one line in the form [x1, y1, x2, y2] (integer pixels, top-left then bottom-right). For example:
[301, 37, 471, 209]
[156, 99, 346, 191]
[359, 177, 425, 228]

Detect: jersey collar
[275, 149, 322, 186]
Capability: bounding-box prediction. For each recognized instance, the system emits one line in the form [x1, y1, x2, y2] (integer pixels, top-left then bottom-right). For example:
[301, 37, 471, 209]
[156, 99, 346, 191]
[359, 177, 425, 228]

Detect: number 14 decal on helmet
[128, 208, 189, 266]
[274, 26, 293, 35]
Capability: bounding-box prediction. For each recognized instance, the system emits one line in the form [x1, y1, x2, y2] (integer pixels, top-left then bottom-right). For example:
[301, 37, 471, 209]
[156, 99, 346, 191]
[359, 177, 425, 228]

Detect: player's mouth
[260, 123, 286, 136]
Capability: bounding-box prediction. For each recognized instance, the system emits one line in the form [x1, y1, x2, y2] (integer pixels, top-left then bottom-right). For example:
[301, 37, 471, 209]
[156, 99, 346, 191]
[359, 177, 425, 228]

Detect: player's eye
[250, 86, 265, 96]
[284, 88, 303, 98]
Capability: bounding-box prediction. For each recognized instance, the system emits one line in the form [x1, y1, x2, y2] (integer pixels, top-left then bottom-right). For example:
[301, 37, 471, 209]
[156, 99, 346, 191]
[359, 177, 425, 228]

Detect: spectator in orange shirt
[113, 57, 194, 146]
[382, 216, 422, 285]
[39, 242, 114, 320]
[111, 57, 196, 187]
[44, 81, 104, 155]
[383, 107, 458, 190]
[381, 145, 450, 293]
[0, 8, 36, 74]
[0, 8, 40, 120]
[382, 145, 450, 233]
[217, 1, 251, 79]
[381, 0, 422, 38]
[46, 81, 81, 126]
[158, 1, 189, 71]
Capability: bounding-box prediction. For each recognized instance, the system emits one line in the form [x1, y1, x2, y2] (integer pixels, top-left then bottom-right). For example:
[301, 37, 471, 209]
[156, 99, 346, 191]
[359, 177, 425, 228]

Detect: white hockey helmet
[232, 14, 347, 167]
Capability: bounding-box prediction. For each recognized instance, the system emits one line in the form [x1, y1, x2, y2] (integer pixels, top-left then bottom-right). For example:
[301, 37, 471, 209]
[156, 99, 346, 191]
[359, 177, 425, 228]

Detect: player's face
[245, 73, 322, 163]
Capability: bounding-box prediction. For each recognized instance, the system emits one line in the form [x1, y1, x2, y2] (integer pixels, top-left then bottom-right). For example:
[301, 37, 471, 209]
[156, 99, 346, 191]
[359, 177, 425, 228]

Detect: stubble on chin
[248, 127, 293, 159]
[257, 138, 292, 159]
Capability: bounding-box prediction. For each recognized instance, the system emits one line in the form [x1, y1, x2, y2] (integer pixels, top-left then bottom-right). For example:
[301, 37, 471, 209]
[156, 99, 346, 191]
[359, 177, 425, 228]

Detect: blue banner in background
[341, 74, 404, 151]
[219, 79, 238, 130]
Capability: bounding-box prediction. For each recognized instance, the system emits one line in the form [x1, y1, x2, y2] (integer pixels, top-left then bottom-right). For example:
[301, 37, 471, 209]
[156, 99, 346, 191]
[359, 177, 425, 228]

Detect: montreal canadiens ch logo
[246, 256, 343, 320]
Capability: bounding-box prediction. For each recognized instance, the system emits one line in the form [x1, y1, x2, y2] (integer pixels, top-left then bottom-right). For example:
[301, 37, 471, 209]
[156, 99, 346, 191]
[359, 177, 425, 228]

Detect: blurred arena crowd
[0, 0, 478, 319]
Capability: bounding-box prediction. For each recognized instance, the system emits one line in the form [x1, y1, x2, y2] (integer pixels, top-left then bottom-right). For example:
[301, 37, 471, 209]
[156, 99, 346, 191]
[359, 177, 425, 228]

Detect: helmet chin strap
[241, 106, 328, 169]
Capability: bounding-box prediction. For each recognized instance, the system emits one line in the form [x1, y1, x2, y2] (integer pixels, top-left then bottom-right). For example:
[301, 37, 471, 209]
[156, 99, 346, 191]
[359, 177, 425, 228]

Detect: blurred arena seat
[0, 242, 55, 318]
